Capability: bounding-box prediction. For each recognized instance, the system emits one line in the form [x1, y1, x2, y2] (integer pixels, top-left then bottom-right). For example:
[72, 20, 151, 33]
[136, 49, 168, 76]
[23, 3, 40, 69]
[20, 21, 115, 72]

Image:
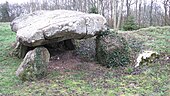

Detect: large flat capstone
[11, 10, 107, 47]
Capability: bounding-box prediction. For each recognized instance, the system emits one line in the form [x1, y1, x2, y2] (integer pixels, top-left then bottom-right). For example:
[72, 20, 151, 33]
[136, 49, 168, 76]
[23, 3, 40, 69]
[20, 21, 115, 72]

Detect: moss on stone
[16, 47, 50, 81]
[34, 47, 48, 79]
[96, 29, 131, 67]
[19, 63, 36, 81]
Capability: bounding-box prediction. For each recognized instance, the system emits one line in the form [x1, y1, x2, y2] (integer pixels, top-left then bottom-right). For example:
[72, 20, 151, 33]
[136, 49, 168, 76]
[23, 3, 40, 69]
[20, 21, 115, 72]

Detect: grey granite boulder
[11, 10, 107, 47]
[16, 47, 50, 81]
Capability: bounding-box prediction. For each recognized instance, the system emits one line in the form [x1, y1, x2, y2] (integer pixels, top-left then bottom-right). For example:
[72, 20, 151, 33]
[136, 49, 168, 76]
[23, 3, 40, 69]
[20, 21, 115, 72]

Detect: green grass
[0, 23, 170, 96]
[0, 23, 22, 94]
[136, 26, 170, 53]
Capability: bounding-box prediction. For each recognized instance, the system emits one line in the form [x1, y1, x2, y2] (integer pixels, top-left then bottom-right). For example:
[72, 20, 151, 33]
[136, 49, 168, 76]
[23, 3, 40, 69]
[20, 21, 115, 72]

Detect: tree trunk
[169, 1, 170, 19]
[84, 0, 87, 12]
[143, 0, 147, 27]
[135, 0, 138, 22]
[149, 0, 154, 26]
[110, 0, 113, 28]
[138, 0, 142, 27]
[113, 0, 118, 29]
[163, 0, 168, 25]
[117, 0, 124, 29]
[168, 0, 170, 25]
[126, 0, 130, 18]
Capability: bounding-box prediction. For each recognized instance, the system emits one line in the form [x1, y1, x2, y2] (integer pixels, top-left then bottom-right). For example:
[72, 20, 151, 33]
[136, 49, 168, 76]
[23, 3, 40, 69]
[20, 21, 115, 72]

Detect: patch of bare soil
[48, 51, 104, 73]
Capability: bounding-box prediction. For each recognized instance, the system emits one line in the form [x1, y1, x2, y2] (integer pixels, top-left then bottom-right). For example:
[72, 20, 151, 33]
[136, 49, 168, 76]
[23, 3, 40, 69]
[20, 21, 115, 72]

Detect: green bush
[123, 16, 139, 31]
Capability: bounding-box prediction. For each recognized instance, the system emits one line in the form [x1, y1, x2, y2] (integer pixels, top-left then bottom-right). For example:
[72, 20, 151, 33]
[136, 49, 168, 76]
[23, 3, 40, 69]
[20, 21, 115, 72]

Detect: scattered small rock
[135, 51, 159, 67]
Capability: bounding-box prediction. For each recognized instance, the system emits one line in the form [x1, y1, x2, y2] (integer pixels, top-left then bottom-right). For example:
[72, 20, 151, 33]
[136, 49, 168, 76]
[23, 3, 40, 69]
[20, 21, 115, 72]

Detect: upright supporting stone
[96, 30, 130, 67]
[16, 47, 50, 81]
[12, 42, 29, 58]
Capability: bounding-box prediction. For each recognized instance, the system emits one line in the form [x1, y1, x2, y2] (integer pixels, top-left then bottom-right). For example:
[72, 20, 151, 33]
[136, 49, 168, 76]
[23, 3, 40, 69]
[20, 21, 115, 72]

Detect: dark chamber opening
[44, 39, 76, 56]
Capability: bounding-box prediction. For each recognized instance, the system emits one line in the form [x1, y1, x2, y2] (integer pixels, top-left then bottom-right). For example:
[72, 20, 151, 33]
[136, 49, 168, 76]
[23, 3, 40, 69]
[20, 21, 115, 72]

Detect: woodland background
[0, 0, 170, 30]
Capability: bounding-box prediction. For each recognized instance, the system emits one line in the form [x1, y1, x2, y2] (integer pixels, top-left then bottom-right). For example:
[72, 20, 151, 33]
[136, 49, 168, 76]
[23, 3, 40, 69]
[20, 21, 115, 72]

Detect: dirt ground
[48, 51, 103, 72]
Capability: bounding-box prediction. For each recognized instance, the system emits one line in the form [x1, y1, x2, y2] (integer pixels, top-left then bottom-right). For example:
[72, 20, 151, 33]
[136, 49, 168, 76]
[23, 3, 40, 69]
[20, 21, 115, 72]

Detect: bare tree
[135, 0, 138, 21]
[113, 0, 118, 29]
[126, 0, 134, 18]
[138, 0, 142, 27]
[149, 0, 154, 26]
[142, 0, 147, 27]
[163, 0, 170, 25]
[117, 0, 124, 29]
[169, 0, 170, 19]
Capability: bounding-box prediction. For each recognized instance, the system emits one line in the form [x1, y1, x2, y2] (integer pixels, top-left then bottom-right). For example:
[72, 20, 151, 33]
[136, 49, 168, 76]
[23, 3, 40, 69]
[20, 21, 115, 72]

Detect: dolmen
[11, 10, 107, 81]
